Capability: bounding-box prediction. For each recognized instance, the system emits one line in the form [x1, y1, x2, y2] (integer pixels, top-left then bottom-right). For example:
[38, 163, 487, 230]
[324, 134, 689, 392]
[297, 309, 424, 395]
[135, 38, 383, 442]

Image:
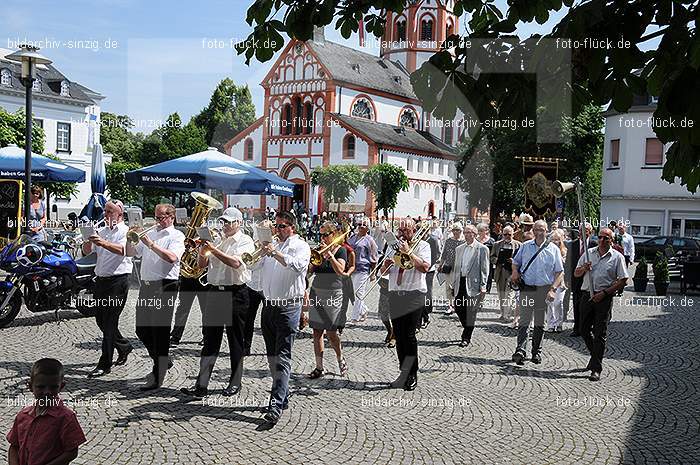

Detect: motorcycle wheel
[0, 291, 22, 328]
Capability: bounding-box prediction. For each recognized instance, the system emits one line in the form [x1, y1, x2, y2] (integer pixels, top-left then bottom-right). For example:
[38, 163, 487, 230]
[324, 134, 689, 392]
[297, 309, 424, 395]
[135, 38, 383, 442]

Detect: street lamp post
[440, 179, 448, 233]
[6, 45, 52, 235]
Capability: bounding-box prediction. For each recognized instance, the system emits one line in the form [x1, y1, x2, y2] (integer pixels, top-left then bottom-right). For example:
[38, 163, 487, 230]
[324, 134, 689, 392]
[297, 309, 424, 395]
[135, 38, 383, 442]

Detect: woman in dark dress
[304, 222, 349, 379]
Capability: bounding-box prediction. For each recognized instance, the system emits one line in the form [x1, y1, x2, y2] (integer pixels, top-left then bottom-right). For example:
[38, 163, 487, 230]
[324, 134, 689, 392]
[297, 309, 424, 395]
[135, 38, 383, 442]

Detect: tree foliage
[363, 163, 410, 217]
[193, 79, 257, 150]
[236, 0, 700, 192]
[311, 165, 363, 212]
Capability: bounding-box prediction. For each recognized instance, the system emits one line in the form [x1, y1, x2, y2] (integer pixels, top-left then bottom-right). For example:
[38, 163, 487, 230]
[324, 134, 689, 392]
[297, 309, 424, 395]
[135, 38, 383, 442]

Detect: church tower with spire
[380, 0, 459, 72]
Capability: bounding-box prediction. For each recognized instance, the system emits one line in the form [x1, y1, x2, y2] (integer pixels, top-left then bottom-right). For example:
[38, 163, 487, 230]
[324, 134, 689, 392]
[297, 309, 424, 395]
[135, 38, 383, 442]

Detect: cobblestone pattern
[0, 283, 699, 465]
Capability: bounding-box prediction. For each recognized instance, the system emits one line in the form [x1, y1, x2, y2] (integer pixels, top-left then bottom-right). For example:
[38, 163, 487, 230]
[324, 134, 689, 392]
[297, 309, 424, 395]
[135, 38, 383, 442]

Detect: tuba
[180, 192, 223, 279]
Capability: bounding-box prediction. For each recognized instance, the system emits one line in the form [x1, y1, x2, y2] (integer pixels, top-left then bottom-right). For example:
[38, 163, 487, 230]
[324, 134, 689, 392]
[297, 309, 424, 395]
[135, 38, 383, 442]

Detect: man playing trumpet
[181, 207, 255, 397]
[380, 218, 431, 391]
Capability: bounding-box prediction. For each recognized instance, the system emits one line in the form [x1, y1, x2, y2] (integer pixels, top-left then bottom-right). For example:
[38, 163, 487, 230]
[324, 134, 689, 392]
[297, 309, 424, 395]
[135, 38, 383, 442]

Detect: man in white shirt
[84, 200, 133, 378]
[181, 207, 255, 398]
[380, 218, 431, 392]
[259, 212, 311, 425]
[126, 204, 185, 390]
[617, 224, 635, 266]
[450, 224, 490, 347]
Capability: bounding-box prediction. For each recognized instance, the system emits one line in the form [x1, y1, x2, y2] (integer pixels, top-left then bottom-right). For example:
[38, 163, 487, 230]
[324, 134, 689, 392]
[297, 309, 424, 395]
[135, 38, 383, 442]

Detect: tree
[363, 163, 410, 217]
[310, 165, 363, 214]
[192, 79, 257, 150]
[106, 160, 142, 206]
[236, 0, 700, 192]
[100, 112, 143, 164]
[0, 107, 45, 154]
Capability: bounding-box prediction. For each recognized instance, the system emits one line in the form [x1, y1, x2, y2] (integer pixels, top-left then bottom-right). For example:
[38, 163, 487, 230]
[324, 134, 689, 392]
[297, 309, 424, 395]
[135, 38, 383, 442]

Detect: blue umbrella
[125, 147, 295, 196]
[0, 144, 86, 182]
[79, 144, 107, 221]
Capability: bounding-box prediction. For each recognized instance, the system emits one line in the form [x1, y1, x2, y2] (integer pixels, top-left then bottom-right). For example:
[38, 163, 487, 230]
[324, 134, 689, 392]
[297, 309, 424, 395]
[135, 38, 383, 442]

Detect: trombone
[126, 224, 158, 244]
[310, 225, 351, 266]
[242, 235, 278, 266]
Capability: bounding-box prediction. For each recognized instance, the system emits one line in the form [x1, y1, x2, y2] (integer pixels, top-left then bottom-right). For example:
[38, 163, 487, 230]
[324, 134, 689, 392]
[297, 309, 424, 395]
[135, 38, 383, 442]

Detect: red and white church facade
[224, 0, 468, 219]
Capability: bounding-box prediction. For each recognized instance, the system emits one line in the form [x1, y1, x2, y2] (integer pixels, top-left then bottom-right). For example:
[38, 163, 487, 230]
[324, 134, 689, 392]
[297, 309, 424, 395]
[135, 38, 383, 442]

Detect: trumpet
[126, 224, 158, 244]
[310, 225, 351, 266]
[242, 235, 278, 267]
[392, 222, 431, 270]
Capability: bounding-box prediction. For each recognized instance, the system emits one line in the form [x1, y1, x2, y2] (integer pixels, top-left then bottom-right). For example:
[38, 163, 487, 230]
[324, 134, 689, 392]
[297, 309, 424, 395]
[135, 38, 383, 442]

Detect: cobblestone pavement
[1, 281, 699, 465]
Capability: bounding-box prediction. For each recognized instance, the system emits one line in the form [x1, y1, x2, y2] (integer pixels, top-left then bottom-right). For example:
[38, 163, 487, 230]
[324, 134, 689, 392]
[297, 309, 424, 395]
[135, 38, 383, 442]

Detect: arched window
[293, 96, 302, 135]
[418, 159, 424, 172]
[395, 19, 407, 41]
[400, 109, 417, 128]
[60, 80, 70, 97]
[414, 185, 420, 199]
[351, 98, 374, 120]
[244, 139, 254, 160]
[304, 102, 313, 134]
[343, 134, 356, 159]
[434, 186, 440, 200]
[0, 69, 11, 87]
[32, 76, 41, 92]
[283, 103, 292, 135]
[444, 125, 453, 145]
[421, 18, 434, 41]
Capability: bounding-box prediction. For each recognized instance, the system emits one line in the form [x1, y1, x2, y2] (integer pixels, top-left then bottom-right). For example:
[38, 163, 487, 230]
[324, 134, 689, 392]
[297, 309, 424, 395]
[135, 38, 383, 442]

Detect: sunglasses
[320, 232, 333, 237]
[155, 215, 171, 220]
[275, 223, 290, 229]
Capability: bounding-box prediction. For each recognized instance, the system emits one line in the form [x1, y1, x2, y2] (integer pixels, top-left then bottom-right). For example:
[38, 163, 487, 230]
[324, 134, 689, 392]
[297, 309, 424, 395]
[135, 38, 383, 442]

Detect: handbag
[440, 264, 453, 274]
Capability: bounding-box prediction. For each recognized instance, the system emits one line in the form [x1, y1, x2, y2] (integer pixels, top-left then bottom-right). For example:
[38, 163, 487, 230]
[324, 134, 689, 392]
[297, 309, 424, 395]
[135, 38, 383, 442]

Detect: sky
[1, 0, 576, 133]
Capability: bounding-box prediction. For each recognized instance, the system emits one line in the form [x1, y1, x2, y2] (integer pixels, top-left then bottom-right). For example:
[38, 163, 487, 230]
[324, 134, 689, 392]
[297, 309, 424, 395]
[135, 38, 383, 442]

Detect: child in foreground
[6, 358, 86, 465]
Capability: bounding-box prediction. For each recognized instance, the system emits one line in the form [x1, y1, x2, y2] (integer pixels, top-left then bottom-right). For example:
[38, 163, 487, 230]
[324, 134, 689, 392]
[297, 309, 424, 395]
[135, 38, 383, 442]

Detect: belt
[211, 284, 246, 291]
[392, 290, 424, 297]
[142, 279, 178, 286]
[96, 274, 130, 280]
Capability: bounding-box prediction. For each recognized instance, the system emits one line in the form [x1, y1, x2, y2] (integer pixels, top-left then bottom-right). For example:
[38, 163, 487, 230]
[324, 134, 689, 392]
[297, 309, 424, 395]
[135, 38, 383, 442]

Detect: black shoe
[512, 352, 525, 365]
[403, 375, 418, 391]
[589, 371, 601, 382]
[222, 384, 241, 397]
[390, 375, 407, 388]
[263, 411, 280, 425]
[169, 338, 179, 348]
[459, 339, 471, 348]
[570, 330, 580, 337]
[586, 360, 593, 371]
[198, 338, 205, 346]
[138, 382, 161, 391]
[531, 353, 542, 364]
[180, 385, 208, 397]
[421, 319, 430, 329]
[114, 347, 133, 366]
[88, 367, 110, 378]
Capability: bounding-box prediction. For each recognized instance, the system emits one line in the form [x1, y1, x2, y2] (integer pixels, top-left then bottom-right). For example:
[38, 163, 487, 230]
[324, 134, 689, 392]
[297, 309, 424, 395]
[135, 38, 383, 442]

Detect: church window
[293, 96, 302, 135]
[444, 125, 453, 145]
[400, 109, 418, 128]
[395, 19, 407, 42]
[283, 103, 292, 135]
[421, 18, 434, 41]
[414, 185, 420, 199]
[343, 134, 356, 159]
[351, 98, 374, 120]
[304, 102, 313, 134]
[244, 139, 254, 160]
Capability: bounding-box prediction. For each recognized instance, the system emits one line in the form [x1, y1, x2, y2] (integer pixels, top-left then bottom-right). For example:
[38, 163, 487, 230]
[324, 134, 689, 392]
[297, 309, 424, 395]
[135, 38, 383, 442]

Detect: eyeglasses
[155, 215, 171, 220]
[320, 232, 333, 237]
[275, 223, 290, 229]
[600, 236, 613, 241]
[503, 233, 512, 236]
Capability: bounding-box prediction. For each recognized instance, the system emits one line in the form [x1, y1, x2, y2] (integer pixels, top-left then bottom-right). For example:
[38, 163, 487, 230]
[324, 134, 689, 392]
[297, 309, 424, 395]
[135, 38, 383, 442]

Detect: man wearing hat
[181, 207, 255, 397]
[513, 213, 534, 243]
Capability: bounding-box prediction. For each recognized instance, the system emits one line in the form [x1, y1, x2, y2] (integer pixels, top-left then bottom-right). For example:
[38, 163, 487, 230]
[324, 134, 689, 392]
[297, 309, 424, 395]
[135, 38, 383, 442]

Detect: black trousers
[135, 279, 178, 383]
[454, 278, 484, 343]
[389, 291, 425, 378]
[94, 274, 132, 370]
[170, 276, 207, 342]
[244, 287, 264, 355]
[421, 271, 435, 324]
[572, 287, 583, 332]
[198, 284, 249, 387]
[580, 294, 614, 373]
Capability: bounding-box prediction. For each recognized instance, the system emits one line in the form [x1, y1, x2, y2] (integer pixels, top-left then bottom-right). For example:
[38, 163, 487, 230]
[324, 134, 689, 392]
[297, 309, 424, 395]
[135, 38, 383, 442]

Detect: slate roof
[307, 40, 417, 100]
[331, 113, 457, 158]
[0, 48, 101, 106]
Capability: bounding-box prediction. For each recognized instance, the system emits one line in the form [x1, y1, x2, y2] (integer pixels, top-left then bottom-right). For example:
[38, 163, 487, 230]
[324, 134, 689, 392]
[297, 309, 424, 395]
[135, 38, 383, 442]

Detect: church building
[224, 0, 468, 220]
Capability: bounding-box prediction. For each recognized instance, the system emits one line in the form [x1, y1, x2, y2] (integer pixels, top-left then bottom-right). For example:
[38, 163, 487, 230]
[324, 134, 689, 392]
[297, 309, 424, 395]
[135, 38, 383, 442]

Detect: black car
[635, 236, 700, 261]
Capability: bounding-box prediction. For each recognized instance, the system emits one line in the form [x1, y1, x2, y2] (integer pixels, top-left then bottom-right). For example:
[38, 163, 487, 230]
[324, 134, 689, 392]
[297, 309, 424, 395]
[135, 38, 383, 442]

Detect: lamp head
[6, 45, 52, 79]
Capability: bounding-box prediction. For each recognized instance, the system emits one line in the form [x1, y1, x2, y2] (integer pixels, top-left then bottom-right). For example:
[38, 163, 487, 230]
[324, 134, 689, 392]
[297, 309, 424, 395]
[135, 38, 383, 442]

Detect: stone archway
[279, 161, 308, 213]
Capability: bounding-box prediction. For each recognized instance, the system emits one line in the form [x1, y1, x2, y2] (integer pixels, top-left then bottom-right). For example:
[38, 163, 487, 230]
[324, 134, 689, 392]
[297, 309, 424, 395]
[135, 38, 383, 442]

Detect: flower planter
[632, 278, 648, 293]
[653, 281, 669, 296]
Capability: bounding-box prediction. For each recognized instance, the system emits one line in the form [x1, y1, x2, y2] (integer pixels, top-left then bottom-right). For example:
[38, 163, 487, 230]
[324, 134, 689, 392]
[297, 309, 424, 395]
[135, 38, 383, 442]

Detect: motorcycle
[0, 234, 97, 328]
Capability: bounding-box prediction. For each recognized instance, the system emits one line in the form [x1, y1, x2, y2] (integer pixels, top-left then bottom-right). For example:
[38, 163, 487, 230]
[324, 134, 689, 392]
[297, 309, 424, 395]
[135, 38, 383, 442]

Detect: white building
[601, 94, 700, 239]
[0, 48, 106, 220]
[224, 2, 468, 220]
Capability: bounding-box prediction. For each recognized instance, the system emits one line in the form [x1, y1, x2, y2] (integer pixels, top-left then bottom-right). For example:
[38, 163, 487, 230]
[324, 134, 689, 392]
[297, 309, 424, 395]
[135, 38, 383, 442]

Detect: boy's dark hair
[276, 211, 296, 229]
[31, 358, 64, 380]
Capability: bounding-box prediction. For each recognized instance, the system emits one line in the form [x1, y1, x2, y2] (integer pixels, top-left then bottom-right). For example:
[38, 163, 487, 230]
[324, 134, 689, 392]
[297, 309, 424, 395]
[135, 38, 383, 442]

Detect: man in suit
[490, 225, 522, 322]
[450, 224, 490, 347]
[570, 223, 596, 337]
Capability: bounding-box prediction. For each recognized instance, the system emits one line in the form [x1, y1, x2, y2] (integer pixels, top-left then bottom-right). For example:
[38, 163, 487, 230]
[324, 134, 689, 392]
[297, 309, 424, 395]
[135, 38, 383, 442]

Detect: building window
[351, 98, 374, 120]
[421, 18, 434, 41]
[293, 96, 302, 135]
[645, 138, 663, 165]
[34, 119, 43, 129]
[407, 158, 413, 171]
[0, 69, 11, 87]
[434, 186, 440, 199]
[428, 161, 433, 174]
[283, 103, 292, 135]
[32, 77, 41, 92]
[399, 109, 417, 128]
[244, 138, 254, 160]
[610, 139, 620, 167]
[444, 126, 453, 145]
[343, 134, 356, 159]
[57, 122, 71, 152]
[304, 102, 313, 134]
[414, 185, 420, 199]
[60, 80, 70, 97]
[395, 19, 407, 41]
[418, 159, 423, 172]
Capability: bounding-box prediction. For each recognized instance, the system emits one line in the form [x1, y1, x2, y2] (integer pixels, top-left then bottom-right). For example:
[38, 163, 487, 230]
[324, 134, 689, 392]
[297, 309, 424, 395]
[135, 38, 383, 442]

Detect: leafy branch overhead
[235, 0, 700, 192]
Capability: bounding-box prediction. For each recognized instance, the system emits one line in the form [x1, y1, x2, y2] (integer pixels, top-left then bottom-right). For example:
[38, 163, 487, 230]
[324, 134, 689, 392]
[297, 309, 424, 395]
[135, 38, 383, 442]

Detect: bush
[653, 252, 669, 282]
[634, 257, 648, 280]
